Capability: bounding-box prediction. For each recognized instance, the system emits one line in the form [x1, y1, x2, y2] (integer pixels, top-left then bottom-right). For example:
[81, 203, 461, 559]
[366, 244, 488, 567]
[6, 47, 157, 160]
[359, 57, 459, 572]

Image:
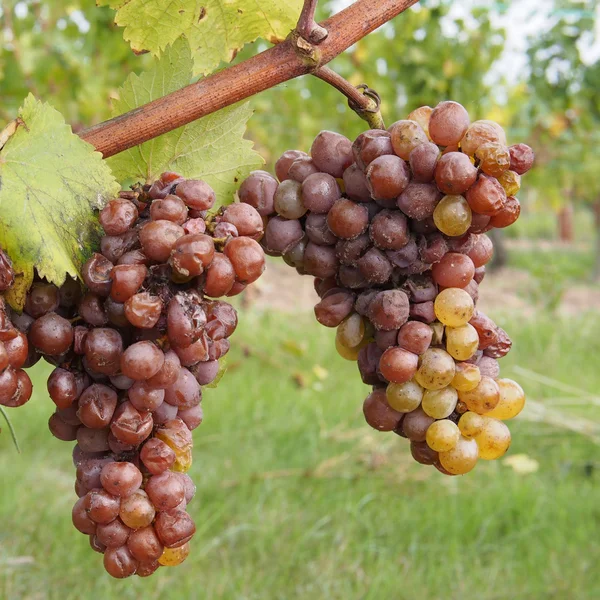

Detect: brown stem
[297, 0, 328, 44]
[314, 66, 385, 129]
[80, 0, 419, 158]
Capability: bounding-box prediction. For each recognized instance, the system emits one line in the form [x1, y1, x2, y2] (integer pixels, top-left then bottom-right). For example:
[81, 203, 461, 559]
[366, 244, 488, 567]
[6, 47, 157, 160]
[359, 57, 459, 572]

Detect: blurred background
[1, 0, 599, 598]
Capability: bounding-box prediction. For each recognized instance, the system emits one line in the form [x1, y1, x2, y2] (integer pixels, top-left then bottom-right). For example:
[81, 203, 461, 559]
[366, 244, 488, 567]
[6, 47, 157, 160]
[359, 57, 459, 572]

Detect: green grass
[1, 309, 599, 600]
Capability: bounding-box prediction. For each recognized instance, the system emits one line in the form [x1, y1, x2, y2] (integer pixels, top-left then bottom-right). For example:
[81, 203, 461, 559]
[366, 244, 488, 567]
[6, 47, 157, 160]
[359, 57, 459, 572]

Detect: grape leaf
[99, 0, 302, 76]
[0, 95, 120, 310]
[107, 37, 262, 204]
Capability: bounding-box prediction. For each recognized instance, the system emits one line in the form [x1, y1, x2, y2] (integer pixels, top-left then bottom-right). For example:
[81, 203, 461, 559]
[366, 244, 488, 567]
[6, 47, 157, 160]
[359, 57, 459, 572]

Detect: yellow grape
[335, 336, 362, 361]
[389, 120, 429, 160]
[434, 288, 475, 327]
[173, 447, 193, 472]
[475, 417, 511, 460]
[497, 170, 521, 196]
[457, 376, 500, 414]
[433, 195, 472, 237]
[460, 120, 506, 156]
[407, 106, 433, 140]
[337, 313, 365, 349]
[485, 379, 526, 420]
[421, 386, 458, 419]
[425, 419, 460, 452]
[119, 489, 155, 529]
[386, 380, 424, 413]
[445, 323, 479, 361]
[458, 411, 486, 438]
[451, 362, 481, 392]
[414, 348, 456, 390]
[158, 542, 191, 567]
[439, 436, 479, 475]
[475, 142, 510, 177]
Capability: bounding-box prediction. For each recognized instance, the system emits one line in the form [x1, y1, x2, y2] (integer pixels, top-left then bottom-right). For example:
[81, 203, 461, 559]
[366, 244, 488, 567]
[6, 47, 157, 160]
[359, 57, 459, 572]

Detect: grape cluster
[240, 101, 533, 476]
[0, 249, 34, 410]
[8, 172, 266, 577]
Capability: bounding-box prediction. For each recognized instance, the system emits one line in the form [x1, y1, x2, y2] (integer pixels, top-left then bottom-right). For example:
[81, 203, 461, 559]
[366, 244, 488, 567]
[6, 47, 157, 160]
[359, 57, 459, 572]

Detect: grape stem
[80, 0, 419, 158]
[296, 0, 328, 44]
[0, 406, 21, 453]
[314, 67, 385, 129]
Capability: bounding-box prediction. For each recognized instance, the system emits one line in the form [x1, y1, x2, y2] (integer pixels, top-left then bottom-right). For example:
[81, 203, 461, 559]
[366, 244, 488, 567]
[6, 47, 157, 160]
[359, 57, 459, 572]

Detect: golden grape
[158, 543, 190, 567]
[439, 436, 479, 474]
[445, 323, 479, 360]
[337, 313, 365, 349]
[414, 348, 456, 390]
[407, 106, 433, 140]
[475, 417, 511, 460]
[425, 419, 460, 452]
[497, 170, 521, 196]
[434, 288, 475, 327]
[485, 378, 526, 420]
[458, 376, 500, 414]
[433, 195, 472, 237]
[458, 411, 485, 438]
[386, 380, 424, 413]
[421, 386, 458, 419]
[451, 362, 481, 392]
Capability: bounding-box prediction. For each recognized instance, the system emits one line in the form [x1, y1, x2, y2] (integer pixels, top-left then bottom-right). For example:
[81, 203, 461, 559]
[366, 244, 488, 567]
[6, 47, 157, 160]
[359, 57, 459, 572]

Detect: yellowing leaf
[0, 96, 120, 310]
[107, 38, 262, 206]
[99, 0, 302, 76]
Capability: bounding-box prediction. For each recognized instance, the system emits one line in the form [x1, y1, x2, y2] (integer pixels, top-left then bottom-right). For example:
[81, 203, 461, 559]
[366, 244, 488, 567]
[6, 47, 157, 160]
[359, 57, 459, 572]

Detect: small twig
[0, 406, 21, 453]
[296, 0, 328, 44]
[314, 67, 385, 129]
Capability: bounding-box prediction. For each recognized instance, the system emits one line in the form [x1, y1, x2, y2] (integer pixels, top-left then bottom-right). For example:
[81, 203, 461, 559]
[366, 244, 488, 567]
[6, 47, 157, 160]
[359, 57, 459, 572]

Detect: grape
[509, 143, 534, 175]
[402, 406, 435, 442]
[119, 489, 156, 529]
[386, 380, 423, 412]
[366, 155, 410, 200]
[4, 332, 28, 369]
[451, 362, 481, 392]
[466, 235, 493, 268]
[414, 348, 455, 390]
[445, 323, 479, 361]
[484, 327, 512, 358]
[458, 411, 486, 438]
[397, 321, 433, 355]
[369, 210, 409, 250]
[77, 384, 117, 428]
[104, 546, 138, 579]
[434, 288, 474, 327]
[336, 313, 365, 349]
[314, 291, 354, 327]
[96, 519, 131, 549]
[475, 142, 510, 177]
[434, 153, 478, 195]
[72, 496, 98, 535]
[485, 379, 525, 420]
[335, 234, 370, 266]
[155, 509, 196, 548]
[25, 282, 61, 318]
[465, 174, 506, 216]
[158, 543, 190, 567]
[224, 237, 265, 284]
[124, 293, 162, 329]
[305, 213, 337, 246]
[352, 129, 393, 168]
[342, 164, 371, 202]
[410, 440, 438, 465]
[100, 462, 143, 497]
[389, 120, 429, 160]
[489, 196, 520, 228]
[145, 471, 186, 511]
[425, 419, 460, 452]
[29, 312, 74, 356]
[310, 131, 353, 178]
[457, 376, 500, 414]
[139, 220, 184, 263]
[379, 347, 418, 383]
[475, 417, 511, 459]
[431, 252, 475, 288]
[406, 106, 433, 139]
[327, 199, 369, 240]
[438, 436, 479, 474]
[111, 401, 154, 445]
[238, 170, 277, 216]
[175, 180, 215, 210]
[85, 489, 121, 524]
[287, 156, 319, 182]
[263, 217, 304, 255]
[301, 173, 341, 214]
[409, 142, 439, 183]
[304, 243, 339, 279]
[363, 388, 403, 431]
[0, 249, 15, 291]
[421, 386, 458, 419]
[429, 101, 470, 146]
[127, 526, 164, 564]
[170, 234, 215, 279]
[432, 195, 472, 237]
[121, 342, 164, 380]
[367, 290, 410, 331]
[221, 203, 263, 240]
[460, 120, 506, 156]
[357, 248, 393, 285]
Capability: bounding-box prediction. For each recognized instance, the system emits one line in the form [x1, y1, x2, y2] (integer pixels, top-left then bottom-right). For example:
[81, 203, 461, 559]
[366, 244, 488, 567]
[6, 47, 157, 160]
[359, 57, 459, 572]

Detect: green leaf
[99, 0, 302, 76]
[107, 38, 262, 204]
[0, 95, 120, 310]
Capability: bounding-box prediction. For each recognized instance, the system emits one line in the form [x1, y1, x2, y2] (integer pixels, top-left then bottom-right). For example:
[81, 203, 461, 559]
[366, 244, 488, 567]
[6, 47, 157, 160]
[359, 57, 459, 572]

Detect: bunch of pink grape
[3, 172, 266, 577]
[239, 101, 532, 476]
